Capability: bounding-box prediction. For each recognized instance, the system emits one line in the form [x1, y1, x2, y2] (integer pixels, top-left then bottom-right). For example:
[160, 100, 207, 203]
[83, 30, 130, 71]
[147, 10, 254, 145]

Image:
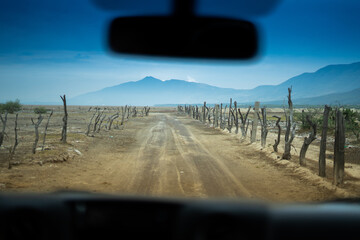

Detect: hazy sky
[1, 0, 360, 103]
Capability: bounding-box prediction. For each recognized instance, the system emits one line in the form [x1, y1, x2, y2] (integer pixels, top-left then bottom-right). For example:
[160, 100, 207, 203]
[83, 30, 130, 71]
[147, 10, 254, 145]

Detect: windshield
[0, 0, 359, 203]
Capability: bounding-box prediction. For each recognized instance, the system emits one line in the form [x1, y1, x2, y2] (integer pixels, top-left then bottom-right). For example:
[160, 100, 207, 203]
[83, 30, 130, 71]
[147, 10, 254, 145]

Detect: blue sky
[1, 0, 360, 103]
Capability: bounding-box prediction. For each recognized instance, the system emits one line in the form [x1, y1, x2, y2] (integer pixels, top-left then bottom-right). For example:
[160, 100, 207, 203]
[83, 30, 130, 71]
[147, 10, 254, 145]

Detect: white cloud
[186, 75, 197, 82]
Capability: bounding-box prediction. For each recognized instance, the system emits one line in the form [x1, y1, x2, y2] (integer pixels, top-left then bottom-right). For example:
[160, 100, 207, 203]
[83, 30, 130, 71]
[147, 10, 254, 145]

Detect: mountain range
[70, 62, 360, 106]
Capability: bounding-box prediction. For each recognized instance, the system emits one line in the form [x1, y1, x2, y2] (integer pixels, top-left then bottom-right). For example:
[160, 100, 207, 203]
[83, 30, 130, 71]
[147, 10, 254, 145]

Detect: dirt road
[0, 112, 340, 202]
[102, 113, 252, 198]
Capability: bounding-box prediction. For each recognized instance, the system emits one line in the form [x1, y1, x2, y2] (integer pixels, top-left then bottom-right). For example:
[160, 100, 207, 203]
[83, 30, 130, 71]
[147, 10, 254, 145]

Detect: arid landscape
[0, 105, 359, 203]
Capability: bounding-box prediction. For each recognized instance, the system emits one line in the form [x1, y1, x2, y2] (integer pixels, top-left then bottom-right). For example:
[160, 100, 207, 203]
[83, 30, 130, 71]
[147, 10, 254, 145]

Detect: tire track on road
[167, 115, 252, 197]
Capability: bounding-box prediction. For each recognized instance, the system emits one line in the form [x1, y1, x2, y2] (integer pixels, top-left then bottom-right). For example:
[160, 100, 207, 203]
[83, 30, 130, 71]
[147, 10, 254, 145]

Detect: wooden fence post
[257, 107, 268, 148]
[8, 114, 19, 169]
[299, 115, 317, 166]
[238, 106, 251, 138]
[319, 105, 331, 177]
[203, 102, 206, 123]
[206, 106, 211, 124]
[222, 105, 227, 130]
[93, 109, 104, 132]
[97, 115, 107, 133]
[31, 114, 44, 154]
[227, 98, 233, 133]
[273, 115, 281, 152]
[251, 101, 260, 143]
[60, 95, 68, 143]
[215, 104, 219, 128]
[282, 88, 296, 159]
[42, 110, 53, 150]
[0, 112, 8, 147]
[334, 109, 345, 185]
[234, 101, 239, 134]
[220, 103, 223, 128]
[109, 113, 120, 130]
[120, 105, 127, 125]
[86, 109, 98, 136]
[145, 106, 151, 116]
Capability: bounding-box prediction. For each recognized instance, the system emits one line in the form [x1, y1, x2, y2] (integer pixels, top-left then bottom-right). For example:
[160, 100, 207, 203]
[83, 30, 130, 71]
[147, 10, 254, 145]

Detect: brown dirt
[0, 109, 355, 202]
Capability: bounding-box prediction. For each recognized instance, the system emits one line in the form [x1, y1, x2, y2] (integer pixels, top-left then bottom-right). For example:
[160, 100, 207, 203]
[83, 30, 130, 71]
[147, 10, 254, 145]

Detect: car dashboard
[0, 192, 360, 240]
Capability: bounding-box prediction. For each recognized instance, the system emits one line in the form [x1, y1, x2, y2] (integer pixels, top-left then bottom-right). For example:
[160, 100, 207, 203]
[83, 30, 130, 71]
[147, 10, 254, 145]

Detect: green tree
[33, 107, 48, 114]
[342, 108, 360, 142]
[0, 99, 22, 113]
[295, 108, 322, 130]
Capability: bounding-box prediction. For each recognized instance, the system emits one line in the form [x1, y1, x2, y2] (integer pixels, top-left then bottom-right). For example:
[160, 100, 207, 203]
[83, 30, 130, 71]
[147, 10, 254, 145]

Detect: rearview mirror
[108, 16, 258, 59]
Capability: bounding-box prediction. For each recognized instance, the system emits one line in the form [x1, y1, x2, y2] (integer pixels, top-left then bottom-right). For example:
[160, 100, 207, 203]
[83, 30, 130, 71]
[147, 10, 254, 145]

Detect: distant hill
[70, 62, 360, 106]
[285, 88, 360, 106]
[245, 62, 360, 102]
[70, 76, 241, 106]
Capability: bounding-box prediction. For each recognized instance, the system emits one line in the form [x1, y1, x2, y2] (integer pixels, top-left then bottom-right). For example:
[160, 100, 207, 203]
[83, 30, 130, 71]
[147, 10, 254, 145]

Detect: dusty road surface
[0, 112, 342, 202]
